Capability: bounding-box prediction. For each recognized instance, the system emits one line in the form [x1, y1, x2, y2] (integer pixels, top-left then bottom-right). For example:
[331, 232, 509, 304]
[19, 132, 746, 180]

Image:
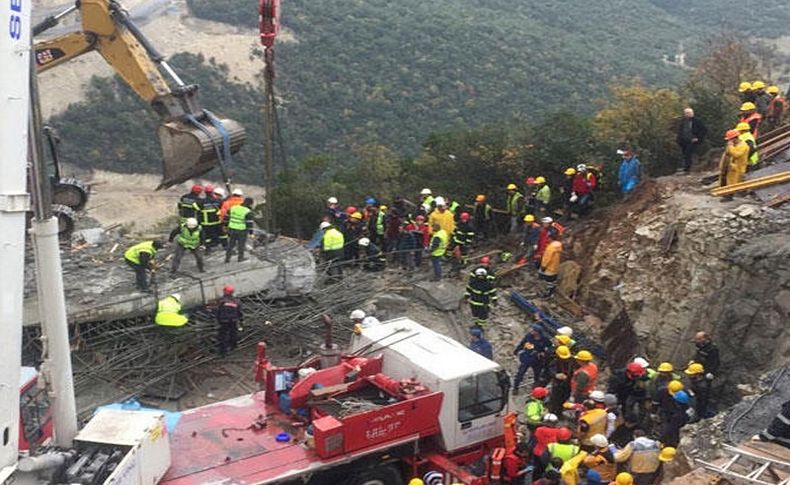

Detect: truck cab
[18, 366, 53, 452]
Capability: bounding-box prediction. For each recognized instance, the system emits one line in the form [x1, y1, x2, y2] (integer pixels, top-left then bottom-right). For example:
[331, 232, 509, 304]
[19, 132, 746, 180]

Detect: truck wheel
[345, 464, 402, 485]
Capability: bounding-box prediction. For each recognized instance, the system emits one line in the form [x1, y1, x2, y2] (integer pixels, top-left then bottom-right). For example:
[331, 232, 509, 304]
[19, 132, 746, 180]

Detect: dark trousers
[414, 249, 423, 267]
[226, 229, 249, 262]
[126, 259, 149, 290]
[514, 357, 544, 389]
[680, 142, 698, 172]
[431, 255, 443, 280]
[538, 272, 558, 296]
[172, 244, 204, 272]
[324, 250, 343, 276]
[203, 223, 224, 248]
[217, 321, 238, 356]
[470, 303, 490, 326]
[400, 250, 415, 270]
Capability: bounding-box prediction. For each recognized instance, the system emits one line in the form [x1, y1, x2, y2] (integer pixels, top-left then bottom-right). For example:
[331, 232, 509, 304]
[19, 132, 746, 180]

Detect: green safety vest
[376, 211, 385, 235]
[155, 296, 188, 327]
[228, 205, 251, 231]
[177, 225, 202, 250]
[536, 185, 551, 204]
[430, 229, 448, 257]
[422, 195, 434, 211]
[124, 241, 156, 265]
[548, 442, 580, 463]
[507, 192, 523, 215]
[739, 132, 760, 165]
[448, 201, 460, 214]
[322, 227, 345, 251]
[525, 399, 544, 425]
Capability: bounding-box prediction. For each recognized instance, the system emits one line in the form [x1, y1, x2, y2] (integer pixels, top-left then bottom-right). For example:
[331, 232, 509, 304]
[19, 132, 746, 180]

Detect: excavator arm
[33, 0, 245, 188]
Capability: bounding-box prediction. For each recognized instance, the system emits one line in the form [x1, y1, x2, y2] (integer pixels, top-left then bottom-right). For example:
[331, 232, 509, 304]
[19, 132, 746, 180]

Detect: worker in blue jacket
[618, 149, 642, 195]
[468, 327, 493, 360]
[513, 324, 551, 394]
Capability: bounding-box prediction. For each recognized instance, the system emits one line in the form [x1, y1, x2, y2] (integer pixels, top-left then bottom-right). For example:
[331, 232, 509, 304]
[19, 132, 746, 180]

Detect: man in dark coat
[676, 108, 707, 173]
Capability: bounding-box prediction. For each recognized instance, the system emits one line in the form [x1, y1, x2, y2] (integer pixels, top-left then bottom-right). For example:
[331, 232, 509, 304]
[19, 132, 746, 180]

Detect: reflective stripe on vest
[177, 226, 202, 250]
[322, 228, 344, 251]
[431, 229, 448, 257]
[124, 241, 156, 265]
[228, 205, 251, 231]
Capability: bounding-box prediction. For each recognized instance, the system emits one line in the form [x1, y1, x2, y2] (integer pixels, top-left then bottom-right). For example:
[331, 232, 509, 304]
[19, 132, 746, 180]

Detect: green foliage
[648, 0, 790, 38]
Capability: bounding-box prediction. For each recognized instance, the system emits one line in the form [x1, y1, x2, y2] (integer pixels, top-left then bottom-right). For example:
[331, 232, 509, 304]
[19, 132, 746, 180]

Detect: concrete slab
[23, 236, 315, 327]
[412, 280, 464, 311]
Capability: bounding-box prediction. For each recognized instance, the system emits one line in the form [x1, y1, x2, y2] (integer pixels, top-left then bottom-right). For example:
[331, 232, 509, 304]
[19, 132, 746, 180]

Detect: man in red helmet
[607, 362, 648, 419]
[200, 184, 224, 250]
[178, 184, 204, 224]
[216, 284, 243, 356]
[449, 211, 475, 275]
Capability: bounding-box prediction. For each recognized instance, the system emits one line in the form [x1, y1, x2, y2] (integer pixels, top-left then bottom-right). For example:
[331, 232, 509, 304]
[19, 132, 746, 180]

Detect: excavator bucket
[157, 118, 246, 189]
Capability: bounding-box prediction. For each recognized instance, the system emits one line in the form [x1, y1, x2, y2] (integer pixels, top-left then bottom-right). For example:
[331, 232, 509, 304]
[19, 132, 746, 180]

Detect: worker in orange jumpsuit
[719, 129, 750, 201]
[220, 188, 245, 222]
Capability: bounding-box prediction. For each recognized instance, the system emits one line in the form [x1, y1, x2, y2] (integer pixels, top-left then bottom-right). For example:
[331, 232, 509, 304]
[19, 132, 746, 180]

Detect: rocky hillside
[570, 175, 790, 391]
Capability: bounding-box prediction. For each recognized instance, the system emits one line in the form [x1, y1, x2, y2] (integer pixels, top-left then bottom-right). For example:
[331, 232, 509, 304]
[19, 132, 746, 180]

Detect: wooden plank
[711, 171, 790, 196]
[555, 291, 583, 317]
[766, 193, 790, 208]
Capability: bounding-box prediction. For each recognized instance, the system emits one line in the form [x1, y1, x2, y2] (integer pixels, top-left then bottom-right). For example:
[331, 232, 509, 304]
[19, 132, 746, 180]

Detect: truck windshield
[458, 371, 506, 422]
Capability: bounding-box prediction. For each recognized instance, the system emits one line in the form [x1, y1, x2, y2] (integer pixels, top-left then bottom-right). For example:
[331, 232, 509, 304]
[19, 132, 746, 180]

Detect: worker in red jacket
[570, 164, 595, 216]
[502, 441, 531, 484]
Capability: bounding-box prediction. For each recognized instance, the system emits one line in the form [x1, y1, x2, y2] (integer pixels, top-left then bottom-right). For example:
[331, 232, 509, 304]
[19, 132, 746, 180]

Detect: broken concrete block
[372, 292, 410, 310]
[72, 227, 107, 246]
[412, 281, 464, 311]
[734, 204, 760, 218]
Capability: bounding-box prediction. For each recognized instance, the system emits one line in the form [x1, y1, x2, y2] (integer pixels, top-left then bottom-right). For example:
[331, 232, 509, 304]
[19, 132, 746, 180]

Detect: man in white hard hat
[171, 217, 205, 273]
[320, 221, 345, 278]
[419, 188, 434, 215]
[326, 196, 341, 223]
[427, 196, 455, 236]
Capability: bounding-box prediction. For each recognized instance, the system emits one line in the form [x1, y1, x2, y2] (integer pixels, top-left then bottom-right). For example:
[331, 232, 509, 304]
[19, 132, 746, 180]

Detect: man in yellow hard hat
[735, 122, 759, 168]
[752, 80, 770, 116]
[561, 168, 576, 215]
[738, 81, 754, 103]
[473, 194, 493, 240]
[534, 176, 551, 216]
[506, 183, 524, 234]
[547, 345, 575, 414]
[521, 213, 541, 267]
[676, 107, 707, 174]
[766, 85, 787, 131]
[685, 361, 714, 420]
[739, 101, 762, 138]
[571, 350, 598, 402]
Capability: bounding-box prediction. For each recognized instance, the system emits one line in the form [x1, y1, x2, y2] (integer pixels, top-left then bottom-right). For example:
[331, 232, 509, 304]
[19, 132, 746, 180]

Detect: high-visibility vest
[177, 225, 202, 250]
[536, 185, 551, 204]
[525, 399, 544, 425]
[448, 200, 460, 214]
[579, 408, 608, 446]
[228, 205, 251, 231]
[421, 195, 434, 212]
[430, 229, 448, 257]
[548, 442, 580, 463]
[571, 362, 599, 396]
[322, 227, 344, 251]
[738, 131, 760, 165]
[507, 192, 523, 215]
[124, 241, 156, 265]
[375, 211, 385, 235]
[155, 296, 188, 327]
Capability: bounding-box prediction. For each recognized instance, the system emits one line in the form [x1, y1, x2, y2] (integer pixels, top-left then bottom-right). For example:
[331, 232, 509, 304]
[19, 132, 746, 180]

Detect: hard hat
[434, 196, 446, 206]
[232, 188, 243, 196]
[327, 196, 338, 204]
[460, 212, 471, 222]
[657, 362, 674, 373]
[752, 80, 766, 90]
[575, 350, 593, 361]
[213, 187, 226, 198]
[415, 215, 426, 222]
[725, 129, 741, 141]
[667, 380, 684, 395]
[557, 326, 573, 336]
[480, 256, 491, 265]
[350, 309, 365, 320]
[526, 177, 536, 184]
[523, 214, 535, 222]
[223, 284, 234, 295]
[590, 434, 609, 448]
[557, 427, 573, 440]
[420, 188, 432, 196]
[633, 357, 650, 369]
[408, 479, 425, 485]
[767, 85, 779, 94]
[673, 390, 690, 404]
[475, 194, 486, 202]
[685, 362, 705, 375]
[171, 293, 181, 302]
[659, 447, 677, 462]
[204, 183, 214, 193]
[590, 390, 606, 402]
[350, 212, 363, 220]
[738, 81, 752, 92]
[541, 216, 554, 224]
[469, 326, 483, 337]
[365, 197, 377, 206]
[319, 221, 331, 230]
[531, 387, 548, 399]
[191, 184, 203, 193]
[569, 193, 579, 203]
[507, 183, 518, 190]
[185, 218, 199, 229]
[736, 122, 751, 132]
[358, 237, 371, 247]
[615, 472, 634, 485]
[535, 176, 546, 184]
[474, 267, 488, 277]
[543, 413, 559, 423]
[556, 335, 571, 345]
[345, 206, 358, 215]
[626, 362, 646, 376]
[576, 163, 587, 172]
[740, 102, 756, 111]
[604, 393, 618, 407]
[380, 204, 387, 211]
[564, 168, 576, 176]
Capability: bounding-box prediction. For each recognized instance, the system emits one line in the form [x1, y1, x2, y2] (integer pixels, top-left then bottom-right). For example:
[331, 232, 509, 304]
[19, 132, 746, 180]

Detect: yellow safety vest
[124, 241, 156, 265]
[228, 205, 251, 231]
[580, 408, 608, 446]
[155, 296, 188, 327]
[322, 227, 345, 251]
[431, 229, 448, 257]
[738, 132, 760, 165]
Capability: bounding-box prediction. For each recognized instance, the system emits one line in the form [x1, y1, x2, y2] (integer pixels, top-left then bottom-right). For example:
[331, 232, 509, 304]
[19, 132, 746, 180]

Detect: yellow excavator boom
[33, 0, 245, 188]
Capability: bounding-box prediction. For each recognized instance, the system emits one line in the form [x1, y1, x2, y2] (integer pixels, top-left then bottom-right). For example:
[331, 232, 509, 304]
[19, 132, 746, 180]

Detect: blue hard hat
[673, 390, 690, 404]
[469, 327, 483, 337]
[365, 197, 377, 205]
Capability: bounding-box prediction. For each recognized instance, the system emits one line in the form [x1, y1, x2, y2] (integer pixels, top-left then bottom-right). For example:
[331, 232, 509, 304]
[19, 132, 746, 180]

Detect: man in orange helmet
[473, 194, 493, 240]
[720, 130, 749, 200]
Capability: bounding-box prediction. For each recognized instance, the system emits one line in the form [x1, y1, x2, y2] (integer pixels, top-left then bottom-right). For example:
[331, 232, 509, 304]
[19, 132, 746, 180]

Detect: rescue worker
[676, 107, 707, 174]
[534, 176, 551, 216]
[428, 222, 448, 281]
[473, 194, 493, 240]
[547, 345, 574, 414]
[525, 386, 549, 427]
[350, 309, 366, 335]
[427, 197, 455, 236]
[385, 196, 407, 254]
[319, 220, 345, 277]
[547, 427, 580, 470]
[419, 188, 435, 216]
[171, 217, 205, 273]
[583, 434, 616, 482]
[397, 221, 420, 271]
[468, 326, 493, 360]
[604, 394, 620, 438]
[738, 81, 754, 103]
[124, 240, 163, 291]
[365, 200, 385, 247]
[502, 442, 531, 484]
[720, 129, 749, 196]
[571, 350, 598, 403]
[326, 196, 342, 223]
[519, 214, 541, 267]
[219, 188, 244, 222]
[506, 183, 524, 234]
[766, 85, 787, 131]
[578, 395, 608, 450]
[524, 177, 538, 215]
[660, 390, 690, 447]
[614, 472, 634, 485]
[618, 150, 641, 195]
[685, 362, 713, 420]
[413, 215, 430, 267]
[154, 293, 188, 327]
[464, 266, 498, 327]
[200, 184, 224, 249]
[535, 217, 557, 265]
[539, 233, 563, 297]
[357, 237, 386, 272]
[344, 212, 364, 262]
[758, 399, 790, 448]
[613, 429, 662, 485]
[739, 102, 762, 139]
[646, 362, 677, 411]
[225, 197, 255, 263]
[571, 164, 595, 216]
[449, 211, 475, 274]
[216, 284, 242, 356]
[178, 184, 203, 223]
[512, 324, 551, 393]
[607, 362, 648, 421]
[752, 80, 771, 117]
[692, 331, 720, 378]
[735, 121, 760, 169]
[531, 413, 560, 479]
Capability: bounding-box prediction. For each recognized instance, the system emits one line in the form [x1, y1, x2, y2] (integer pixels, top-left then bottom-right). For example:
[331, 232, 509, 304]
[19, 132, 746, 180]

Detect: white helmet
[434, 196, 446, 207]
[420, 188, 432, 196]
[541, 216, 553, 224]
[474, 268, 488, 277]
[557, 326, 573, 337]
[604, 393, 619, 407]
[590, 390, 606, 402]
[358, 237, 371, 247]
[350, 309, 365, 320]
[232, 188, 244, 196]
[214, 187, 226, 198]
[569, 193, 579, 203]
[319, 221, 331, 230]
[171, 293, 181, 302]
[543, 413, 559, 423]
[185, 218, 199, 229]
[576, 163, 587, 172]
[327, 196, 338, 205]
[633, 357, 650, 369]
[590, 434, 609, 448]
